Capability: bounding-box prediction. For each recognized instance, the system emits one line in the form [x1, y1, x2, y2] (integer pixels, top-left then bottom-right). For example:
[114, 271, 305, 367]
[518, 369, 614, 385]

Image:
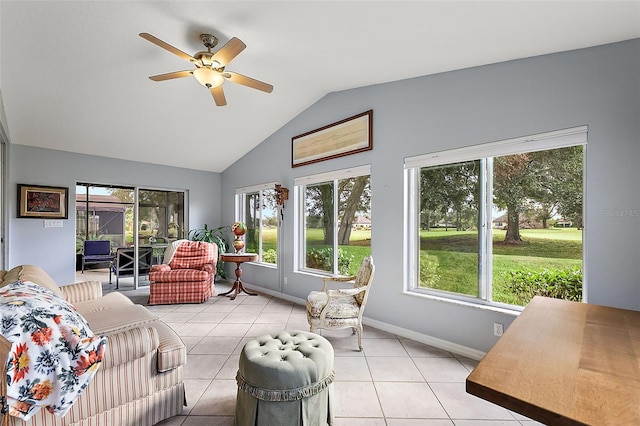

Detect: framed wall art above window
[17, 184, 69, 219]
[292, 110, 373, 168]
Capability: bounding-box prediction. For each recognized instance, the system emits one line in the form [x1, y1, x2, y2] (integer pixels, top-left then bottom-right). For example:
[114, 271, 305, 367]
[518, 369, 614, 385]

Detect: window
[295, 165, 371, 276]
[76, 184, 134, 251]
[138, 189, 185, 245]
[76, 184, 185, 250]
[76, 183, 185, 287]
[404, 127, 586, 308]
[235, 184, 279, 265]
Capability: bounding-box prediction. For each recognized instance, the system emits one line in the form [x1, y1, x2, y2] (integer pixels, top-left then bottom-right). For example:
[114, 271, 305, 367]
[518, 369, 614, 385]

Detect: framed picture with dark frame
[17, 184, 69, 219]
[292, 110, 373, 168]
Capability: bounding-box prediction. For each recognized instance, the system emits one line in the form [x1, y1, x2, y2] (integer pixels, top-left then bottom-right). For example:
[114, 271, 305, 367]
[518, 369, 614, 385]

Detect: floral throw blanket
[0, 281, 107, 420]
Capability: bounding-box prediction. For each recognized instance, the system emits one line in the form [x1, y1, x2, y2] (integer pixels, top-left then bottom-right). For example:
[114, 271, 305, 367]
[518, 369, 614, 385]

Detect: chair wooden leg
[356, 325, 363, 351]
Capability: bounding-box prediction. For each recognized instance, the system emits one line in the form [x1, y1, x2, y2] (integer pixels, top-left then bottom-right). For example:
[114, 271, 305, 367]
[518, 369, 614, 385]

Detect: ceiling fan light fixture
[193, 67, 224, 88]
[141, 32, 272, 105]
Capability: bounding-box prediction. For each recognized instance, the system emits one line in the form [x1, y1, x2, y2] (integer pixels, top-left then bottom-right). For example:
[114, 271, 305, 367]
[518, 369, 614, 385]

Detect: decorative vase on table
[232, 221, 247, 254]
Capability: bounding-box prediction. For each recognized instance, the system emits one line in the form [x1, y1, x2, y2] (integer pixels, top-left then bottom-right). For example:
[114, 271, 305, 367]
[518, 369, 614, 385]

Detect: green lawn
[256, 226, 581, 306]
[420, 228, 583, 305]
[246, 228, 372, 274]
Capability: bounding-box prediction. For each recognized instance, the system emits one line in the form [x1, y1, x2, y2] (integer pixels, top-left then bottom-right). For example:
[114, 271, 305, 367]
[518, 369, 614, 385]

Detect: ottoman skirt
[235, 330, 335, 426]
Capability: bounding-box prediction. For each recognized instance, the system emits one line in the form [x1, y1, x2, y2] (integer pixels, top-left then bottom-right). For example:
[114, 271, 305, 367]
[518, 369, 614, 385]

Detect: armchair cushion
[353, 256, 374, 304]
[307, 291, 360, 319]
[169, 241, 216, 269]
[149, 268, 212, 283]
[73, 292, 134, 314]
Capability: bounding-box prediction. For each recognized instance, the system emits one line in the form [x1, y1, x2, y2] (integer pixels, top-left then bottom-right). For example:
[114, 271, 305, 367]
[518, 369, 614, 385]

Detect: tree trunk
[337, 176, 368, 245]
[320, 186, 334, 245]
[504, 205, 522, 243]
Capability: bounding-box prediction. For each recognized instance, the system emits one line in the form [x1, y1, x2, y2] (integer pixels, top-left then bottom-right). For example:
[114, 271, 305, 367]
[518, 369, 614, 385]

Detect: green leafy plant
[262, 249, 277, 264]
[188, 224, 229, 279]
[419, 254, 441, 288]
[306, 248, 354, 275]
[505, 267, 583, 305]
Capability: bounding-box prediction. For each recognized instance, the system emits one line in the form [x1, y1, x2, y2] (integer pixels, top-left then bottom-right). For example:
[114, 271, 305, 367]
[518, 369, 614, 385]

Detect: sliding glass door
[76, 183, 185, 288]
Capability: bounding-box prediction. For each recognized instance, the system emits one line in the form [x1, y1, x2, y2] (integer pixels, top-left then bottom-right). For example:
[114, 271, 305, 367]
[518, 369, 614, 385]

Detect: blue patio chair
[81, 240, 114, 283]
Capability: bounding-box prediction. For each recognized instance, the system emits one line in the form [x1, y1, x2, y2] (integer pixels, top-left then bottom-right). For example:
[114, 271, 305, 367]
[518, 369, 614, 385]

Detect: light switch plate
[44, 220, 63, 228]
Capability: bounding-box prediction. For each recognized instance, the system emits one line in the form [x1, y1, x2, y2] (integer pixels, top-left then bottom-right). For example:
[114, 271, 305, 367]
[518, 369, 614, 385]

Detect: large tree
[337, 176, 370, 245]
[420, 161, 479, 231]
[243, 189, 279, 250]
[545, 146, 584, 228]
[493, 154, 536, 243]
[305, 176, 370, 246]
[493, 146, 583, 243]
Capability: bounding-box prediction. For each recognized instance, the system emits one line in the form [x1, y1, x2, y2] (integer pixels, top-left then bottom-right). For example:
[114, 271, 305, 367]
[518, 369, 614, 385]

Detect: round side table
[219, 253, 259, 300]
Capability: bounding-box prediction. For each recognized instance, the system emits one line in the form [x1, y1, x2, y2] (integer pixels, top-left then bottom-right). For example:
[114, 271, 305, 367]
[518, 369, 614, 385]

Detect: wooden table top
[466, 296, 640, 425]
[220, 253, 259, 263]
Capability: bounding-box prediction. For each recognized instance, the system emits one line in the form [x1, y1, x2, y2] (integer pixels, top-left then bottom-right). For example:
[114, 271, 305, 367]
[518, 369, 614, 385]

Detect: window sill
[294, 269, 338, 279]
[404, 288, 523, 316]
[245, 262, 278, 269]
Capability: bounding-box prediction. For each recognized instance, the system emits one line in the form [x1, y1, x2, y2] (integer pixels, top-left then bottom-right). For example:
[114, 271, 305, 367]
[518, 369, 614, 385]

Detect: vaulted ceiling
[1, 1, 638, 172]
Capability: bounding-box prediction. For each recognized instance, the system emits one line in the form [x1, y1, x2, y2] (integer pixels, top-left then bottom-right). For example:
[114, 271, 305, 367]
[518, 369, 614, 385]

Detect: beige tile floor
[77, 269, 541, 426]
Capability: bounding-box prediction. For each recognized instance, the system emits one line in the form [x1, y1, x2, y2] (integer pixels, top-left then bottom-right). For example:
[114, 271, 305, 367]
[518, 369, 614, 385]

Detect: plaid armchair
[148, 240, 217, 305]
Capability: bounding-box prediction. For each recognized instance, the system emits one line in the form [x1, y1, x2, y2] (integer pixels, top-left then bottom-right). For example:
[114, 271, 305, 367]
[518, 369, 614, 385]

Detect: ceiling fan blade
[226, 72, 273, 93]
[211, 37, 246, 67]
[139, 33, 196, 63]
[149, 70, 193, 81]
[210, 86, 227, 106]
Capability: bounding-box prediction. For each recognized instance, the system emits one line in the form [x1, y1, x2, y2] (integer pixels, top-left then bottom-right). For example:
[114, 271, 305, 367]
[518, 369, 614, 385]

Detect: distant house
[492, 214, 508, 229]
[554, 220, 573, 228]
[352, 215, 372, 230]
[76, 194, 126, 236]
[492, 213, 545, 229]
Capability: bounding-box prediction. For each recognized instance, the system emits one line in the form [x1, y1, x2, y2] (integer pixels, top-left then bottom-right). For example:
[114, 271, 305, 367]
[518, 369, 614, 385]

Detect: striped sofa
[0, 265, 186, 426]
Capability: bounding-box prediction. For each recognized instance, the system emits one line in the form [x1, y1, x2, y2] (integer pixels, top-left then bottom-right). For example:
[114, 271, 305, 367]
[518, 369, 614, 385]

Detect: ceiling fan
[139, 32, 273, 106]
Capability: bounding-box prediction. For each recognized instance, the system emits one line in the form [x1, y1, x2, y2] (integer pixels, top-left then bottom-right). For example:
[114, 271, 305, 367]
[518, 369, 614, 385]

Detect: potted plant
[188, 224, 229, 279]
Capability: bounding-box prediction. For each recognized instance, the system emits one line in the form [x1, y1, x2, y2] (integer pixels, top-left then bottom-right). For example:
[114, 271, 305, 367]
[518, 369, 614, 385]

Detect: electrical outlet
[493, 323, 504, 337]
[284, 276, 288, 285]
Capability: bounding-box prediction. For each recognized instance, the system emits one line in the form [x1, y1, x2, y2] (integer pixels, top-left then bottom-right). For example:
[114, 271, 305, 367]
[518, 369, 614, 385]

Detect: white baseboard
[362, 317, 486, 361]
[244, 283, 486, 361]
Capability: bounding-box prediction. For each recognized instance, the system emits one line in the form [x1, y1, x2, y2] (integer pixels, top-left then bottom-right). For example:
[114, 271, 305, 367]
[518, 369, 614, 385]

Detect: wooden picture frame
[292, 110, 372, 168]
[17, 184, 69, 219]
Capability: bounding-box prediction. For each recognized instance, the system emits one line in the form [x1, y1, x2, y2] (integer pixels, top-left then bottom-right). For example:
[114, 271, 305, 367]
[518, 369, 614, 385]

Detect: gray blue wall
[8, 145, 221, 285]
[3, 39, 638, 355]
[221, 39, 640, 353]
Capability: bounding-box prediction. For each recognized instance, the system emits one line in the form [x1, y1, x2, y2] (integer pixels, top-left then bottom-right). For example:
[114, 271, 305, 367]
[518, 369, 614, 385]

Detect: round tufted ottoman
[234, 330, 335, 426]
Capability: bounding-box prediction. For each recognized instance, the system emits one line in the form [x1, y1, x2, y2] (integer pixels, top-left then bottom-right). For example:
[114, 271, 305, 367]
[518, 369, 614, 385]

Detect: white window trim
[235, 182, 281, 265]
[295, 164, 372, 275]
[404, 126, 587, 309]
[294, 164, 371, 186]
[235, 181, 279, 195]
[404, 126, 588, 169]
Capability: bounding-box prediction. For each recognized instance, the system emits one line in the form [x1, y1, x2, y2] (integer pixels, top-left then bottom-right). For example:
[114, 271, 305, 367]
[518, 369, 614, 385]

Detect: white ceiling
[1, 1, 639, 173]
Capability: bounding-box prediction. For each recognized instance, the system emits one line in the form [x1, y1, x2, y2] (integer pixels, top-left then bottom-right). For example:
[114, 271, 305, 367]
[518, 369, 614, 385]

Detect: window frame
[294, 164, 371, 276]
[235, 182, 280, 266]
[403, 126, 587, 309]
